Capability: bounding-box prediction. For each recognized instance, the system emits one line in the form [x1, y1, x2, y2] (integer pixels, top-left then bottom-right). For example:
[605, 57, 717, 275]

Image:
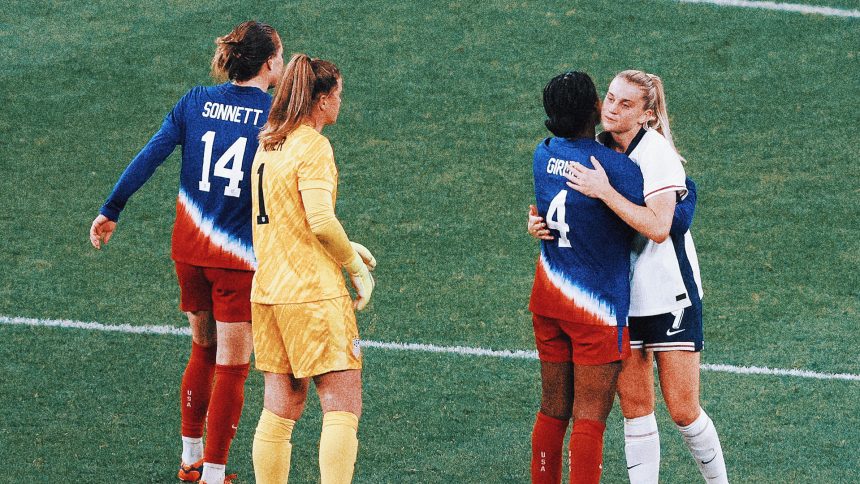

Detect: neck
[232, 75, 269, 92]
[303, 118, 325, 133]
[611, 127, 642, 153]
[570, 125, 597, 140]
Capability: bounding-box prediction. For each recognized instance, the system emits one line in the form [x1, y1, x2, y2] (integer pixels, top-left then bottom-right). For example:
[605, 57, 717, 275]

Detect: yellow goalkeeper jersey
[250, 124, 349, 304]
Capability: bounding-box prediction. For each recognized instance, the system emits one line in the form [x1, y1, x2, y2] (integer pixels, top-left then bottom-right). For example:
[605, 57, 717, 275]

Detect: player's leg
[253, 371, 310, 484]
[570, 361, 621, 484]
[530, 315, 573, 484]
[200, 321, 253, 484]
[198, 268, 254, 484]
[272, 296, 363, 484]
[567, 322, 628, 484]
[175, 262, 217, 481]
[252, 302, 310, 484]
[314, 369, 362, 484]
[656, 350, 728, 484]
[619, 318, 660, 484]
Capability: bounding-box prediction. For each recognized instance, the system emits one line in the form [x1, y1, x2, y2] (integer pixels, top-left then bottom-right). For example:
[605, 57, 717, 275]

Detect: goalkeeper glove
[350, 241, 376, 271]
[345, 253, 374, 310]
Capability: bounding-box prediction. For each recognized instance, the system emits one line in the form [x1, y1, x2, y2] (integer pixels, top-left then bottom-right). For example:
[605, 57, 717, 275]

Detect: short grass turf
[1, 0, 859, 482]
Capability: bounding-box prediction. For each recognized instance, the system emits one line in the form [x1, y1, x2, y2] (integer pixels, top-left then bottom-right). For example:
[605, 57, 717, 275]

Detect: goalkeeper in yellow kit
[249, 53, 375, 484]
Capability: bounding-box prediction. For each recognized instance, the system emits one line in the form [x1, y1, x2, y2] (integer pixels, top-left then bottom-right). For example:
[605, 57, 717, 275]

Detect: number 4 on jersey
[198, 131, 247, 197]
[546, 189, 571, 248]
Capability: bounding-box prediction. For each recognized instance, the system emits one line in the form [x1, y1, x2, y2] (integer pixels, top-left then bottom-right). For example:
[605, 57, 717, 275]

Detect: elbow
[649, 229, 671, 244]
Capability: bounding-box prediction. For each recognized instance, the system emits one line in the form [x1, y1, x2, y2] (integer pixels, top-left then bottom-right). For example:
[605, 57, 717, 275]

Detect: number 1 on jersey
[256, 163, 269, 225]
[546, 189, 571, 247]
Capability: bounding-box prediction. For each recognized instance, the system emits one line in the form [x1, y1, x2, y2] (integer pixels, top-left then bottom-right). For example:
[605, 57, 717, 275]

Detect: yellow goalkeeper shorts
[252, 296, 362, 378]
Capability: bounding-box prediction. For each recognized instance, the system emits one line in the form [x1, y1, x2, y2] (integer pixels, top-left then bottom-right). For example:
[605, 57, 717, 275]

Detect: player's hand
[346, 254, 374, 311]
[565, 157, 611, 200]
[528, 205, 553, 240]
[89, 214, 117, 250]
[350, 241, 376, 271]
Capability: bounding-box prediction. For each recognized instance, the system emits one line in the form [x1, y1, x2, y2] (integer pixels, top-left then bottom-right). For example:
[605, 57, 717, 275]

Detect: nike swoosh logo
[666, 328, 686, 336]
[701, 454, 717, 465]
[627, 463, 642, 470]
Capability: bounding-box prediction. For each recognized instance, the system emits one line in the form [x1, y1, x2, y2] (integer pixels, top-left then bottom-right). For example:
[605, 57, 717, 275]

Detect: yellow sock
[252, 408, 295, 484]
[319, 411, 359, 484]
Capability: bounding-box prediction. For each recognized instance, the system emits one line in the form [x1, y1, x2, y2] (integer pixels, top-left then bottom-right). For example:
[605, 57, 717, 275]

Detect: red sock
[531, 412, 569, 484]
[203, 363, 250, 465]
[180, 342, 217, 438]
[569, 419, 606, 484]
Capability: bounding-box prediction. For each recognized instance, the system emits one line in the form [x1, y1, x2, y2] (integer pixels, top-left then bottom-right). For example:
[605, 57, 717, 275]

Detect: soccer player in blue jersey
[88, 21, 283, 484]
[529, 71, 645, 484]
[530, 70, 728, 484]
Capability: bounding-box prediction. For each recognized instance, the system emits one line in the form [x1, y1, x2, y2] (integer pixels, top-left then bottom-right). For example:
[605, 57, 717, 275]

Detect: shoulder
[299, 128, 334, 160]
[638, 130, 681, 165]
[592, 142, 637, 171]
[534, 137, 552, 154]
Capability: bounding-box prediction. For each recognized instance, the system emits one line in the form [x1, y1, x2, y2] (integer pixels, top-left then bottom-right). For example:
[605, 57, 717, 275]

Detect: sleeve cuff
[99, 203, 121, 222]
[298, 179, 334, 192]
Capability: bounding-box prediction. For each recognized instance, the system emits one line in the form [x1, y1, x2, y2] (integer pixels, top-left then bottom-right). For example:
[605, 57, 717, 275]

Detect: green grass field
[1, 0, 858, 482]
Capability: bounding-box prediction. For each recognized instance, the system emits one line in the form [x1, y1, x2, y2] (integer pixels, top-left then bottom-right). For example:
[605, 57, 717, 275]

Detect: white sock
[677, 410, 728, 484]
[181, 436, 203, 464]
[201, 463, 226, 484]
[624, 413, 660, 484]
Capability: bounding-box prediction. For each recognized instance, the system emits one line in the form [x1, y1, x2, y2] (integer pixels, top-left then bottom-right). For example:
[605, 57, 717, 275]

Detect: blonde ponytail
[616, 70, 683, 159]
[259, 54, 316, 151]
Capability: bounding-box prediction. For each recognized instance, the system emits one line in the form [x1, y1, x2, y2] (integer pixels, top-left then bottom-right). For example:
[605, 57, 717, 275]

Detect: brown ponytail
[211, 21, 280, 82]
[259, 54, 340, 151]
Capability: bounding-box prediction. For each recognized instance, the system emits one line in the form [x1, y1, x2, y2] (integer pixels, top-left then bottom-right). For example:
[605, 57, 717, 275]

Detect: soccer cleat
[201, 474, 237, 484]
[177, 459, 204, 482]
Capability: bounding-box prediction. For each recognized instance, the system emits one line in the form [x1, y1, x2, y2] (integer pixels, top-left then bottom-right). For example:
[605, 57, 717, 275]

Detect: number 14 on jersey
[198, 131, 247, 198]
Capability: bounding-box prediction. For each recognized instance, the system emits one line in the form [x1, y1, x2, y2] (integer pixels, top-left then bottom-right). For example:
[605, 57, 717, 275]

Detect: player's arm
[90, 105, 183, 249]
[670, 177, 697, 236]
[565, 156, 675, 243]
[301, 187, 374, 310]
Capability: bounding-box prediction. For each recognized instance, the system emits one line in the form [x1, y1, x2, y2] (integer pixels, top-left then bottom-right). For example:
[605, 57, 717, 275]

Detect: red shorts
[532, 314, 630, 365]
[175, 262, 253, 323]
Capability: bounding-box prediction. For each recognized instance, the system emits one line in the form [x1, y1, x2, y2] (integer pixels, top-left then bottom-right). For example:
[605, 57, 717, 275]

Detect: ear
[639, 108, 655, 125]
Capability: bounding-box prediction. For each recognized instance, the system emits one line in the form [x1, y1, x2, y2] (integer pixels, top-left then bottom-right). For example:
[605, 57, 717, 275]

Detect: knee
[318, 390, 362, 418]
[539, 403, 571, 421]
[667, 402, 700, 427]
[187, 311, 216, 346]
[618, 387, 654, 419]
[540, 389, 572, 421]
[266, 393, 307, 422]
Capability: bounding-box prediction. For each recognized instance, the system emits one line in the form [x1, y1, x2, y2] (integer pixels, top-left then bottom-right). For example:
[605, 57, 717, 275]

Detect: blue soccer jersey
[100, 83, 272, 271]
[529, 137, 645, 328]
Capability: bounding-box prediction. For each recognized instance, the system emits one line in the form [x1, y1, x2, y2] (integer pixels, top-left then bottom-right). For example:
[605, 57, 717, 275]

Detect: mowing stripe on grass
[678, 0, 860, 17]
[2, 315, 859, 382]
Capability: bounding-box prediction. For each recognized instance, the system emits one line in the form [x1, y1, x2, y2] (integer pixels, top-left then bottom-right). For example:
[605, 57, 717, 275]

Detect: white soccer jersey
[626, 128, 704, 316]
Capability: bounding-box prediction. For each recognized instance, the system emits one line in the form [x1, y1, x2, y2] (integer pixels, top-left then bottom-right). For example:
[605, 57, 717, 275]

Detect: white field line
[2, 315, 859, 382]
[678, 0, 860, 17]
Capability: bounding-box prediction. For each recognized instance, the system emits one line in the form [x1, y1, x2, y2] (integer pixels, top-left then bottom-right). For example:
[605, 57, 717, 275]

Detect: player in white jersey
[529, 70, 728, 484]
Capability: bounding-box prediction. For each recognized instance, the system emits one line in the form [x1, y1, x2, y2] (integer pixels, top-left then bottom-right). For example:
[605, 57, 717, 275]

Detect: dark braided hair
[211, 21, 280, 82]
[543, 71, 599, 138]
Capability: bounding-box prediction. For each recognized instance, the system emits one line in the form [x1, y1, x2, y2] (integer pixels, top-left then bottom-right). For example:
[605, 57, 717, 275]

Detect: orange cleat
[177, 459, 204, 482]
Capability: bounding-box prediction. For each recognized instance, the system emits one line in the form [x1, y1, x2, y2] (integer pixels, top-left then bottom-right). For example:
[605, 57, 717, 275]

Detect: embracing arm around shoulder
[565, 157, 675, 243]
[602, 190, 675, 243]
